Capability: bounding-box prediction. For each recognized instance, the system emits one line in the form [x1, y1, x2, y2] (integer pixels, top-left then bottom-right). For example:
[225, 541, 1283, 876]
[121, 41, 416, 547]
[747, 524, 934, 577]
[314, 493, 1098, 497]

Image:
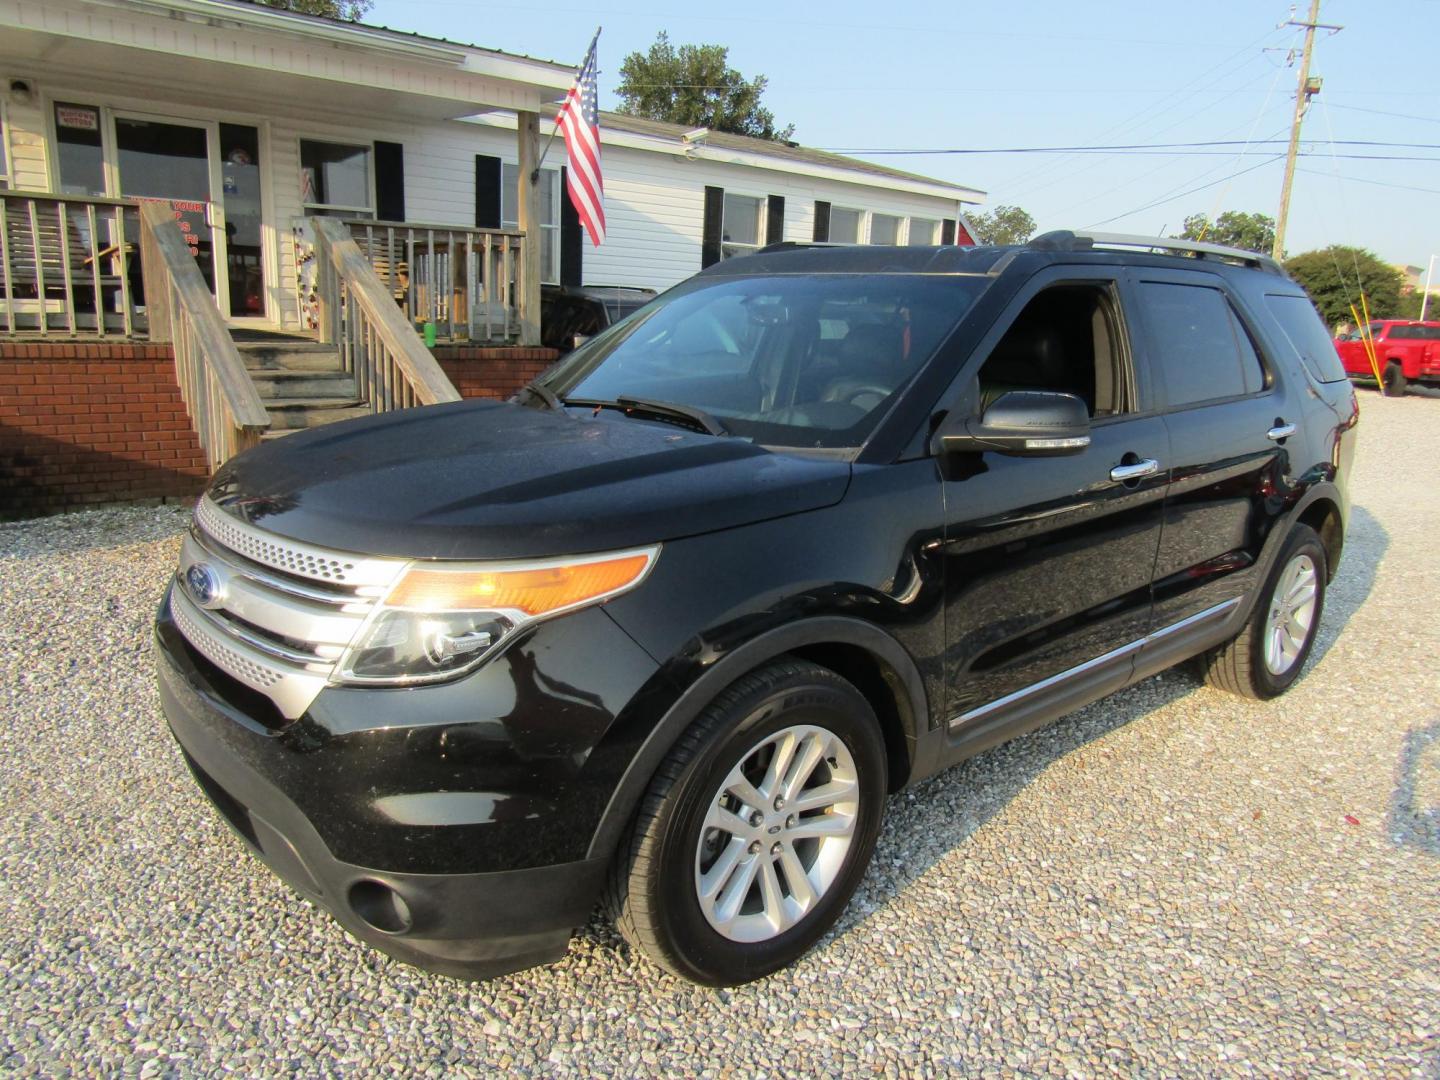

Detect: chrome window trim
[949, 598, 1241, 728]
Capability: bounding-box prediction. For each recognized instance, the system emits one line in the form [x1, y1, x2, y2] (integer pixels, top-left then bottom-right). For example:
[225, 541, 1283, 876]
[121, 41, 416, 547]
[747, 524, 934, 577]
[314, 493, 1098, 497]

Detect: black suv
[155, 233, 1359, 987]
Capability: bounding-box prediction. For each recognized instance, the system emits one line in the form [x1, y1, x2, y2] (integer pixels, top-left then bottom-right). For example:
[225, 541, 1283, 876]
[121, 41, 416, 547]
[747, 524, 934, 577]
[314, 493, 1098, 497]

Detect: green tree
[257, 0, 372, 20]
[1283, 246, 1405, 328]
[966, 205, 1036, 246]
[1177, 210, 1275, 255]
[616, 33, 794, 142]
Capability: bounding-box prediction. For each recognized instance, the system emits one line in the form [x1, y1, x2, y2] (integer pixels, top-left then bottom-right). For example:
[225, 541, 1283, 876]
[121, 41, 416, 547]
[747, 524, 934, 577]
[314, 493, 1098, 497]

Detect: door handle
[1110, 458, 1160, 483]
[1267, 422, 1297, 441]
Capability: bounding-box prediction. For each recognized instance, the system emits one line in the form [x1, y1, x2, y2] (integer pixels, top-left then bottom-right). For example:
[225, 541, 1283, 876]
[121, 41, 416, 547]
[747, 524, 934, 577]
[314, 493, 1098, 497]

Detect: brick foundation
[0, 342, 563, 520]
[435, 345, 561, 401]
[0, 342, 208, 520]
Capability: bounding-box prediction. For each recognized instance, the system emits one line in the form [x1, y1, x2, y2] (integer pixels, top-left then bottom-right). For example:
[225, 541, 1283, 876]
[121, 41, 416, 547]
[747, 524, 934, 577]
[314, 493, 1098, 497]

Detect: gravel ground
[2, 391, 1438, 1078]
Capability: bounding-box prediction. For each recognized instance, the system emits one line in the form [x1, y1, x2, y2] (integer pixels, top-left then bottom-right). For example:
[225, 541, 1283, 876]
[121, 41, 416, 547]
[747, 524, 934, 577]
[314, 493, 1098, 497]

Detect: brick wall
[0, 341, 563, 521]
[434, 345, 560, 401]
[0, 343, 207, 520]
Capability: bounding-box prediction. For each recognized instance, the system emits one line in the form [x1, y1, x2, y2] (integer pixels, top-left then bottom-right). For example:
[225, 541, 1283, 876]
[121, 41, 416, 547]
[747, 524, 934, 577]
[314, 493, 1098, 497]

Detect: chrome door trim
[1267, 422, 1297, 441]
[948, 597, 1241, 729]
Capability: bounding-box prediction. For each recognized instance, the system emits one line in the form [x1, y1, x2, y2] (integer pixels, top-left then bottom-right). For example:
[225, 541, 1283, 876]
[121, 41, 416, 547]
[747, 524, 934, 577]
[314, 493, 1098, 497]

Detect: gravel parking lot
[2, 391, 1438, 1078]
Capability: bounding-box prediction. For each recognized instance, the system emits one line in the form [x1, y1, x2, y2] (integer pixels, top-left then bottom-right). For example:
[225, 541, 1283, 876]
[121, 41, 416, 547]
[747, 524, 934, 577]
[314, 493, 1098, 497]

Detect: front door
[939, 270, 1169, 752]
[113, 116, 227, 310]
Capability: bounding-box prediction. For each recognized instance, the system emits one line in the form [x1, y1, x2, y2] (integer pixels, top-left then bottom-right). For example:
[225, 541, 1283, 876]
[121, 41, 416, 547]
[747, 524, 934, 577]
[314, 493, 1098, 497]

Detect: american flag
[557, 31, 605, 246]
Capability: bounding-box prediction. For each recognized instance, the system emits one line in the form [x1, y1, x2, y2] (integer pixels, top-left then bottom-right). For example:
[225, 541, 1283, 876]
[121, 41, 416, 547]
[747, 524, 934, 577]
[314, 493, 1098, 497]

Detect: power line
[993, 21, 1291, 198]
[817, 139, 1440, 155]
[1083, 155, 1286, 229]
[1295, 167, 1440, 196]
[1324, 103, 1440, 125]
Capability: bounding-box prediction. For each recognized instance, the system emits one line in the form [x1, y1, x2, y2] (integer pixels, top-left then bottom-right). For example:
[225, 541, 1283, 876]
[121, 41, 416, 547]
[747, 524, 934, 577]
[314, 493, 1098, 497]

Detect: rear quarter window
[1139, 281, 1258, 407]
[1263, 294, 1350, 383]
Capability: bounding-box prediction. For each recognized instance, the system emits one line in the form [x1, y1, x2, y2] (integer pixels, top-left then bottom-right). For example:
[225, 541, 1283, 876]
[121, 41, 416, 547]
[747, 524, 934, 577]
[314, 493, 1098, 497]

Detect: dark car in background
[541, 283, 657, 352]
[155, 233, 1357, 987]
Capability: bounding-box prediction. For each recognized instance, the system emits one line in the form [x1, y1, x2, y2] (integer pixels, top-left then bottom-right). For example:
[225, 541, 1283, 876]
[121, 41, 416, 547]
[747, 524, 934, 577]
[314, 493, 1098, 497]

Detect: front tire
[1202, 524, 1327, 700]
[1382, 361, 1408, 396]
[605, 658, 887, 986]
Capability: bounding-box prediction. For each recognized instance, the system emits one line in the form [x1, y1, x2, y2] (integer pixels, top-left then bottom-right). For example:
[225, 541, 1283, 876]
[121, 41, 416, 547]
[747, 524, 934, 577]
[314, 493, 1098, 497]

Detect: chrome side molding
[948, 597, 1242, 729]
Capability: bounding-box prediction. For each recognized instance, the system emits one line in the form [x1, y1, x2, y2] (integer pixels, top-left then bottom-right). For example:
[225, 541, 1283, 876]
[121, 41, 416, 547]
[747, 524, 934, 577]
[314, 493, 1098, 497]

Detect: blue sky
[369, 0, 1440, 270]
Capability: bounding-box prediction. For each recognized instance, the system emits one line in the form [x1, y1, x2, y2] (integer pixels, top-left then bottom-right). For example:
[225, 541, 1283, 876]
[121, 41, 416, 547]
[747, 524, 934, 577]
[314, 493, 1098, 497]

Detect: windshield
[1337, 322, 1386, 342]
[543, 274, 987, 448]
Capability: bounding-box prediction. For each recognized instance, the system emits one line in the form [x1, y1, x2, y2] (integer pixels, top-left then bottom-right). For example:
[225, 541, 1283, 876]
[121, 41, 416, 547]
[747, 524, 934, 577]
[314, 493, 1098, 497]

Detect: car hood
[207, 399, 852, 560]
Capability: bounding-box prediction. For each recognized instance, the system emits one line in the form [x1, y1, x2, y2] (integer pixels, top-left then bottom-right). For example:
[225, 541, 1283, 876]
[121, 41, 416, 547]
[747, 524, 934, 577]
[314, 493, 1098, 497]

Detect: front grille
[196, 499, 356, 583]
[169, 498, 408, 720]
[172, 595, 282, 690]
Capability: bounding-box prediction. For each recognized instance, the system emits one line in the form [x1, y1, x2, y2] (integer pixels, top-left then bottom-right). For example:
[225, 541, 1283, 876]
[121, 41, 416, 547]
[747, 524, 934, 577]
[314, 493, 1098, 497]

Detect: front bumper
[153, 587, 660, 980]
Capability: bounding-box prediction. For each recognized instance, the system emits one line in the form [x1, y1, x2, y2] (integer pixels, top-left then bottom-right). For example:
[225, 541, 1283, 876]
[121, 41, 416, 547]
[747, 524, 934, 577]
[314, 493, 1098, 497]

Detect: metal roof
[222, 0, 573, 71]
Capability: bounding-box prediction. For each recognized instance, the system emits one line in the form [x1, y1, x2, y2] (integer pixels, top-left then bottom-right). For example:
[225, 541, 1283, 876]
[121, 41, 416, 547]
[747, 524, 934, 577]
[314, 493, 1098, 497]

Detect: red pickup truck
[1335, 320, 1440, 396]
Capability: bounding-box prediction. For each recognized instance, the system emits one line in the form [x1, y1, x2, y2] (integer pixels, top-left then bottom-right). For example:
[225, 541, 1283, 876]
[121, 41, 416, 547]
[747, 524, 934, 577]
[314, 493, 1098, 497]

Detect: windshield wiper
[565, 396, 729, 436]
[515, 380, 562, 411]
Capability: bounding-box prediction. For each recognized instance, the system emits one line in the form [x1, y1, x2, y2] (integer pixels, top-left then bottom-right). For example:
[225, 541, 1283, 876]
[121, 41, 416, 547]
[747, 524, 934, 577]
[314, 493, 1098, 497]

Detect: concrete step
[265, 398, 370, 430]
[251, 370, 359, 400]
[238, 342, 344, 373]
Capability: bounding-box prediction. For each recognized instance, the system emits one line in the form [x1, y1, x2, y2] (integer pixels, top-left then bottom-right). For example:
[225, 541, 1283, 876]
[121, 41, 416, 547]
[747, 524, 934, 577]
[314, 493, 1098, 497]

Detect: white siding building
[466, 113, 984, 292]
[0, 0, 983, 339]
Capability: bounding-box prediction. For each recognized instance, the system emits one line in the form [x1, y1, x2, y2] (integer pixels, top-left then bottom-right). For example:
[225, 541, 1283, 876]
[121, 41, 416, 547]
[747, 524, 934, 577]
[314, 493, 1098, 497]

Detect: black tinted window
[1265, 294, 1350, 382]
[1387, 324, 1440, 340]
[1141, 282, 1255, 406]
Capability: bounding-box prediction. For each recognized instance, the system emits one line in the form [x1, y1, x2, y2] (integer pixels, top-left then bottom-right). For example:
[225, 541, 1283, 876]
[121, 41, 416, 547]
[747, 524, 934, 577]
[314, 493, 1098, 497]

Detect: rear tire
[1202, 524, 1327, 700]
[604, 658, 887, 986]
[1382, 361, 1407, 397]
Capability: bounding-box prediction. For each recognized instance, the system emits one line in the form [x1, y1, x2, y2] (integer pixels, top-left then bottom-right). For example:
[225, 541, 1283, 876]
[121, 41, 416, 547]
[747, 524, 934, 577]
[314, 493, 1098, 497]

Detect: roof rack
[1026, 230, 1286, 275]
[755, 240, 844, 254]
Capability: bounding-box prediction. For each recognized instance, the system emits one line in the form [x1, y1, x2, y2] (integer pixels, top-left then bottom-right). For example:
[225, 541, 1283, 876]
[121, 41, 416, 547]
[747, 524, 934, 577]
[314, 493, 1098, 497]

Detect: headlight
[333, 546, 658, 686]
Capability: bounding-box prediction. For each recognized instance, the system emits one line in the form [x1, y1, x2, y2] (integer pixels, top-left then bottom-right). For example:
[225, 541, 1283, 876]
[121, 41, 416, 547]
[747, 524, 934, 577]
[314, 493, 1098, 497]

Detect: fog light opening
[348, 879, 414, 935]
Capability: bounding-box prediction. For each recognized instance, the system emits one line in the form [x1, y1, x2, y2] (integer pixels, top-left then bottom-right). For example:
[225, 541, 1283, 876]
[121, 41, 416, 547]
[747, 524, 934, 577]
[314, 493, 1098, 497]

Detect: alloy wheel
[1264, 552, 1319, 676]
[693, 724, 860, 943]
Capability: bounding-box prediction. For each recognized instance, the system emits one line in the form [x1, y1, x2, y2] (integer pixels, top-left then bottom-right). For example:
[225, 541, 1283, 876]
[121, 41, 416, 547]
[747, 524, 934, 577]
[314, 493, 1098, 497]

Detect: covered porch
[0, 0, 571, 344]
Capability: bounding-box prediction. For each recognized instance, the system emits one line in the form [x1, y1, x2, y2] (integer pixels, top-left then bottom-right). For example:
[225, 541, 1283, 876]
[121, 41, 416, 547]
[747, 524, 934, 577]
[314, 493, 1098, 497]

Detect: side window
[1227, 306, 1267, 395]
[977, 283, 1131, 418]
[829, 207, 861, 244]
[300, 139, 372, 218]
[1264, 294, 1350, 383]
[1140, 281, 1252, 407]
[720, 193, 763, 260]
[54, 103, 106, 196]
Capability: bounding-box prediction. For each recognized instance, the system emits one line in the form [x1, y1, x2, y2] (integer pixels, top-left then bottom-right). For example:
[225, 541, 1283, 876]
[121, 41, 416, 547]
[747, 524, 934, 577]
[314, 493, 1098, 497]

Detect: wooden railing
[339, 218, 527, 343]
[138, 203, 270, 469]
[310, 217, 462, 412]
[0, 189, 144, 337]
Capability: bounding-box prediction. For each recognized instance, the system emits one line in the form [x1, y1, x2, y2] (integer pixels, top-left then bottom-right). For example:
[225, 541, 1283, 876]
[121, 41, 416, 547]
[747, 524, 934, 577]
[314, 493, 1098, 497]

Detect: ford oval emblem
[185, 564, 226, 610]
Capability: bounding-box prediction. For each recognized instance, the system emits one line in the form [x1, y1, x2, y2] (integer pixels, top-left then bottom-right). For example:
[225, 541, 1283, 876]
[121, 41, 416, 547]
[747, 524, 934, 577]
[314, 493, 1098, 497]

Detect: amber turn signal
[383, 550, 656, 617]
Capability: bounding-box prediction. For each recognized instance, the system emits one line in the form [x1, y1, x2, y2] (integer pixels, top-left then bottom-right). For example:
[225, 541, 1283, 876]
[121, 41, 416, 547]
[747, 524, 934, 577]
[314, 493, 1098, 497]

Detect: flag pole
[533, 27, 600, 183]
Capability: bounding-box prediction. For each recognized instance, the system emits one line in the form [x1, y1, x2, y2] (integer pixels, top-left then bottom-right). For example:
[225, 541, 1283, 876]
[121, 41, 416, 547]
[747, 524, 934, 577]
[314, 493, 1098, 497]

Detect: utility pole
[1421, 254, 1437, 322]
[1272, 0, 1341, 262]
